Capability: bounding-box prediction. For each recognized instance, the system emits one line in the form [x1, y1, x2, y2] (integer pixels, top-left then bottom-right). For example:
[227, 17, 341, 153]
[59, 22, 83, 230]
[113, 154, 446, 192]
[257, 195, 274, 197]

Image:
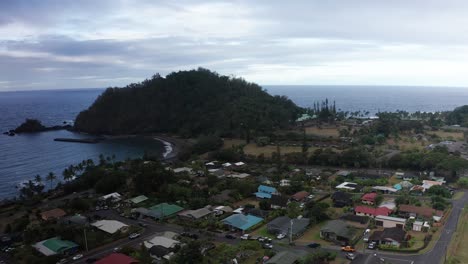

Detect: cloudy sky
[2, 0, 468, 90]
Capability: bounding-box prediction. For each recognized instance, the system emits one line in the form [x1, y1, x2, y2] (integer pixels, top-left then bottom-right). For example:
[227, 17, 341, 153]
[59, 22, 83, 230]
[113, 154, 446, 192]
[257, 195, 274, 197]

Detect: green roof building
[148, 203, 184, 219]
[33, 237, 79, 256]
[129, 195, 148, 204]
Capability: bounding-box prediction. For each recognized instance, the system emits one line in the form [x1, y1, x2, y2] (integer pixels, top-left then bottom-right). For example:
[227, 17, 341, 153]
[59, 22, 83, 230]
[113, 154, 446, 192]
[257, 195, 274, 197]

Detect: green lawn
[453, 192, 465, 200]
[447, 206, 468, 263]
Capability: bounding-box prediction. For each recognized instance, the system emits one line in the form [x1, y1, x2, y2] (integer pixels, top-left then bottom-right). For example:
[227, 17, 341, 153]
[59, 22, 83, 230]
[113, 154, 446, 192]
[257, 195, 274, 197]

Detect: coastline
[153, 135, 181, 161]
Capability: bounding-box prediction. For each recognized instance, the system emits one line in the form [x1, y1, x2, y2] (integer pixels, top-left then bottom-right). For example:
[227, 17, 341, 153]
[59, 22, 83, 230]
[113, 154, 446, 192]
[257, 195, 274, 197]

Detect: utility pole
[83, 228, 88, 252]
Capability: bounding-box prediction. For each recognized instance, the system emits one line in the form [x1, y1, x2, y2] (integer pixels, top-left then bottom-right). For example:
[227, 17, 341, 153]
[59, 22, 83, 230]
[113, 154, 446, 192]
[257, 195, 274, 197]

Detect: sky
[3, 0, 468, 90]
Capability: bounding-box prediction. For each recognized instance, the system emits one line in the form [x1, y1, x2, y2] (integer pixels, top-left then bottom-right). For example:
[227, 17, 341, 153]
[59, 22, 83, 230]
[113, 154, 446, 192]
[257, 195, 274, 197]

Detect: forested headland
[74, 68, 302, 137]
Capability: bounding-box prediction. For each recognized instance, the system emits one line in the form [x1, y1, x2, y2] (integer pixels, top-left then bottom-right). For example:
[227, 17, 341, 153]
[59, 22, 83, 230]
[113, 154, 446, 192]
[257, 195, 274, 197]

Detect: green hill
[74, 68, 302, 136]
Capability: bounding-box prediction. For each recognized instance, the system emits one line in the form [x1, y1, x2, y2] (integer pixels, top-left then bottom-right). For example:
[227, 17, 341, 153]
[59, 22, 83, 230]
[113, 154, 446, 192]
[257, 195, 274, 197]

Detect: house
[222, 214, 263, 231]
[209, 169, 226, 178]
[227, 173, 251, 179]
[128, 195, 148, 205]
[149, 245, 171, 260]
[91, 220, 129, 234]
[267, 216, 310, 237]
[145, 203, 184, 220]
[422, 180, 444, 192]
[361, 193, 378, 205]
[266, 251, 300, 264]
[33, 237, 79, 256]
[144, 235, 180, 249]
[339, 214, 369, 225]
[336, 182, 359, 191]
[354, 206, 391, 218]
[369, 227, 407, 247]
[172, 167, 193, 174]
[254, 185, 278, 199]
[235, 162, 246, 166]
[396, 181, 413, 190]
[291, 191, 310, 202]
[336, 170, 352, 177]
[40, 208, 66, 221]
[331, 191, 353, 207]
[375, 215, 406, 229]
[222, 162, 232, 168]
[270, 195, 289, 209]
[320, 220, 357, 245]
[398, 204, 443, 220]
[178, 206, 212, 221]
[100, 192, 122, 202]
[371, 186, 398, 194]
[413, 221, 424, 232]
[95, 253, 139, 264]
[409, 185, 425, 195]
[213, 205, 233, 216]
[61, 214, 88, 226]
[279, 179, 290, 187]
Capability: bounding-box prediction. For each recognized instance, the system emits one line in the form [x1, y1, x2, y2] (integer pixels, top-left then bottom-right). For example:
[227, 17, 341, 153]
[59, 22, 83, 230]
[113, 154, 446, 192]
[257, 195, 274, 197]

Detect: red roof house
[354, 206, 391, 218]
[95, 253, 139, 264]
[291, 191, 310, 202]
[361, 193, 378, 205]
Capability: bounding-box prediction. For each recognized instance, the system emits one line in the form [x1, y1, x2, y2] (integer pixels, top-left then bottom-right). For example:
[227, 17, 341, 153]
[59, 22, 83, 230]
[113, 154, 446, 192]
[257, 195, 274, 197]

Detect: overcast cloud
[2, 0, 468, 90]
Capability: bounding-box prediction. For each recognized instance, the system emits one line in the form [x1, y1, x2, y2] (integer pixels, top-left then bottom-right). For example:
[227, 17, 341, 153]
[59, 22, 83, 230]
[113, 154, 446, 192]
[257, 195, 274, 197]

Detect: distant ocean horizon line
[3, 84, 468, 92]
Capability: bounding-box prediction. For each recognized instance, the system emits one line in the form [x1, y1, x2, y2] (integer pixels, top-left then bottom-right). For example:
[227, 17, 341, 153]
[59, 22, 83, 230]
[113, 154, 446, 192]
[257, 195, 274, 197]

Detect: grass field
[223, 138, 315, 157]
[429, 130, 464, 141]
[447, 206, 468, 263]
[305, 127, 340, 138]
[386, 136, 425, 151]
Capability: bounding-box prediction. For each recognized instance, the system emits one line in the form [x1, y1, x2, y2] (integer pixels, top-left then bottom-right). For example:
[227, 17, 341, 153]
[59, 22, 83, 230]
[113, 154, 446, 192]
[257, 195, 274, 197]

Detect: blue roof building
[393, 184, 402, 191]
[254, 185, 278, 199]
[222, 214, 263, 231]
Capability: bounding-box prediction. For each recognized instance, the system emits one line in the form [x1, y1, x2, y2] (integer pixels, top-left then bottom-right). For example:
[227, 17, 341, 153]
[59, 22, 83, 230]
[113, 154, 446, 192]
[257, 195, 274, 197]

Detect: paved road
[352, 192, 467, 264]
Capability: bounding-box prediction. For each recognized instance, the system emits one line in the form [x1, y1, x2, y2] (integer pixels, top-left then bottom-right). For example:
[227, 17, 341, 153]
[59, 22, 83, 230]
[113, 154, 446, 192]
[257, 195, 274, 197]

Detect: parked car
[240, 234, 251, 240]
[345, 253, 356, 260]
[129, 233, 140, 239]
[276, 233, 286, 239]
[72, 254, 83, 260]
[56, 259, 68, 264]
[341, 246, 356, 252]
[113, 247, 122, 252]
[368, 242, 377, 249]
[225, 234, 236, 239]
[262, 243, 273, 249]
[307, 242, 321, 248]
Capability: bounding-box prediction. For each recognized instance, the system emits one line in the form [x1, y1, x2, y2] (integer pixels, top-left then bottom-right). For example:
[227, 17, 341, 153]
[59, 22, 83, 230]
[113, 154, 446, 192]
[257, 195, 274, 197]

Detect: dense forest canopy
[446, 105, 468, 126]
[74, 68, 302, 136]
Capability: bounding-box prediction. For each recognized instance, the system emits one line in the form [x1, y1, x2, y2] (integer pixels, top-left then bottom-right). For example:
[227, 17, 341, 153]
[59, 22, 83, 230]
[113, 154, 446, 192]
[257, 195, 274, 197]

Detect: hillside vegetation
[75, 68, 302, 136]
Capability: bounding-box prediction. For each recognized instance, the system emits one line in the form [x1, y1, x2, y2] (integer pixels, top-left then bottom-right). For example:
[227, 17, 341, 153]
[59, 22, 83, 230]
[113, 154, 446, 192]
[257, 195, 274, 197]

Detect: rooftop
[375, 215, 407, 223]
[91, 220, 128, 234]
[95, 253, 139, 264]
[222, 214, 263, 231]
[41, 208, 66, 220]
[354, 206, 391, 217]
[128, 195, 148, 204]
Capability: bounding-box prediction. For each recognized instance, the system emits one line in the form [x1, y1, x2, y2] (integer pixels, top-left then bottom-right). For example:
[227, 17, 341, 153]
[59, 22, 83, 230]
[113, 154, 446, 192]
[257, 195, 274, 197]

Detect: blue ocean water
[0, 89, 164, 199]
[264, 85, 468, 114]
[1, 86, 468, 199]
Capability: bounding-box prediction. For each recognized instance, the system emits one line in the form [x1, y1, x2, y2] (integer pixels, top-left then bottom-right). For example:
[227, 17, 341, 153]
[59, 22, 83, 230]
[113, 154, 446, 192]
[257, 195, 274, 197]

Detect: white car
[240, 234, 250, 240]
[129, 233, 141, 239]
[72, 254, 83, 260]
[276, 233, 286, 239]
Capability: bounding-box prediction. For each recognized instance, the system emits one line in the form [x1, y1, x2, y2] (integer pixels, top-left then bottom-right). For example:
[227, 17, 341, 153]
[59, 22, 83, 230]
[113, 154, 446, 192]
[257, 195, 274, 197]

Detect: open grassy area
[386, 136, 425, 151]
[447, 206, 468, 263]
[452, 192, 465, 200]
[429, 130, 464, 141]
[232, 197, 259, 208]
[223, 138, 316, 157]
[295, 222, 327, 244]
[305, 127, 340, 138]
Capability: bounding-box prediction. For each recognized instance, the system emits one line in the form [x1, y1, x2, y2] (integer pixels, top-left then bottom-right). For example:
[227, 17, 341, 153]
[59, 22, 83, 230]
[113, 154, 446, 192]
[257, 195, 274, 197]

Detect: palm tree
[46, 172, 56, 190]
[62, 168, 72, 182]
[34, 174, 42, 185]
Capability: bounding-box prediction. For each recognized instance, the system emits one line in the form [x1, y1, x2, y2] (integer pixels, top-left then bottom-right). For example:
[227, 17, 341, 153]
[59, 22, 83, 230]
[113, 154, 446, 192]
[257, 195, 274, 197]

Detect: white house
[91, 220, 128, 234]
[375, 215, 406, 229]
[100, 192, 122, 202]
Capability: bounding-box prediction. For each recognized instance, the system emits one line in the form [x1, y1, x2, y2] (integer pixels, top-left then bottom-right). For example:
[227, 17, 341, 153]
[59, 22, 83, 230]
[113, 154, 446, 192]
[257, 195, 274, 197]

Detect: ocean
[1, 85, 468, 199]
[0, 89, 165, 199]
[264, 85, 468, 115]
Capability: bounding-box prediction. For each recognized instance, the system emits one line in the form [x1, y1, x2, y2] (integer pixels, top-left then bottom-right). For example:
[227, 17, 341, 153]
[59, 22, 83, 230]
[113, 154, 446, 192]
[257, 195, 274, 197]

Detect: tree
[426, 185, 451, 198]
[170, 241, 204, 264]
[34, 174, 42, 185]
[374, 195, 384, 208]
[287, 202, 301, 219]
[259, 200, 271, 210]
[457, 177, 468, 188]
[46, 172, 56, 190]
